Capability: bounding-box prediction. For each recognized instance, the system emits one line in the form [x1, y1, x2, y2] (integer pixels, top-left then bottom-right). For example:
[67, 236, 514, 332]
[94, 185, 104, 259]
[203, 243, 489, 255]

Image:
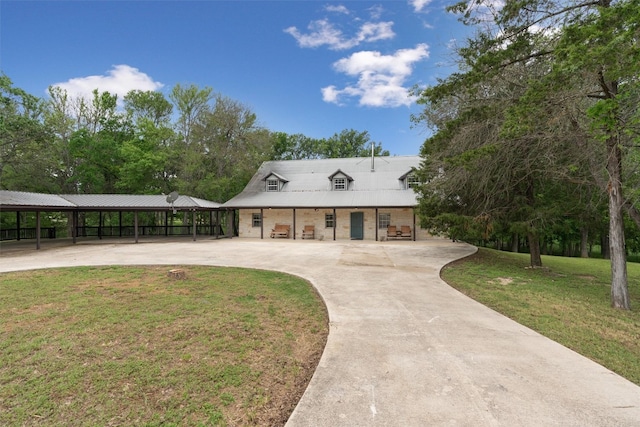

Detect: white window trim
[266, 179, 279, 192]
[333, 177, 347, 191]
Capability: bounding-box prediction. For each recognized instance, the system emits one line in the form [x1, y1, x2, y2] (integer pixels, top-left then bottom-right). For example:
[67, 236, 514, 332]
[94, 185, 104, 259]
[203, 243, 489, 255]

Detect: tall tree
[417, 0, 639, 308]
[0, 75, 54, 192]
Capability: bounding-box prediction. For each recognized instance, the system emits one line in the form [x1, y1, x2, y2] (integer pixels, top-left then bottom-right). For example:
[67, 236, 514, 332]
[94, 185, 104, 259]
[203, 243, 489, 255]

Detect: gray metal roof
[0, 191, 222, 211]
[222, 156, 421, 208]
[0, 191, 77, 209]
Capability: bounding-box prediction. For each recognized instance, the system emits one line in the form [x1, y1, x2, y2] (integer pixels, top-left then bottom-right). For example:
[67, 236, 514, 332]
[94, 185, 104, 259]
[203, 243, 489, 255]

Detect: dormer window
[328, 169, 353, 191]
[400, 170, 420, 190]
[263, 172, 288, 192]
[406, 173, 420, 189]
[333, 177, 347, 191]
[266, 179, 279, 192]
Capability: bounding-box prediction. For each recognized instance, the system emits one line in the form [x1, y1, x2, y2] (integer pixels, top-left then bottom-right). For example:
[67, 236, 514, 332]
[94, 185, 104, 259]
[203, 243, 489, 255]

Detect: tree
[123, 90, 173, 127]
[270, 132, 324, 160]
[0, 74, 55, 192]
[323, 129, 389, 158]
[178, 94, 271, 201]
[416, 0, 639, 308]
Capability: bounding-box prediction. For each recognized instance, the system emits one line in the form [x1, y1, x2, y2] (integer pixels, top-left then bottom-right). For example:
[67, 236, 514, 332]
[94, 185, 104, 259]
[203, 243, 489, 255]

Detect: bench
[386, 225, 412, 240]
[302, 225, 315, 239]
[270, 224, 290, 238]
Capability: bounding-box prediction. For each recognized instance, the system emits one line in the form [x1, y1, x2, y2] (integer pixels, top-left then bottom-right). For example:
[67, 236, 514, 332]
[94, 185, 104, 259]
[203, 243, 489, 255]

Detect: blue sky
[1, 0, 468, 155]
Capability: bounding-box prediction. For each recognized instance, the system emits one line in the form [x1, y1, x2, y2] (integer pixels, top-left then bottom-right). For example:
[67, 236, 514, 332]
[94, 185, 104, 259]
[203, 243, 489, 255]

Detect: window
[406, 173, 420, 189]
[378, 213, 391, 229]
[266, 179, 279, 192]
[325, 213, 334, 228]
[252, 213, 262, 227]
[333, 177, 347, 191]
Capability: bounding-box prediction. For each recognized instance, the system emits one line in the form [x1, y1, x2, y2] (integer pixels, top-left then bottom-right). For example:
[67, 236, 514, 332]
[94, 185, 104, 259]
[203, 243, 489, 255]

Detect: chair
[302, 225, 315, 239]
[387, 225, 398, 239]
[400, 225, 412, 239]
[270, 224, 290, 238]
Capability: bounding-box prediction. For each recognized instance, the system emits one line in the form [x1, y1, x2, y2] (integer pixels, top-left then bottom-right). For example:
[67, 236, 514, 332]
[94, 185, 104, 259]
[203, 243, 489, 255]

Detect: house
[222, 155, 430, 241]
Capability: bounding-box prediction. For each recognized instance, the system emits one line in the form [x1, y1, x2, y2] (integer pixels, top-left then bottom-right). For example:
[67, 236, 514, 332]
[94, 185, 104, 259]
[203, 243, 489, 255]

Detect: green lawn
[0, 266, 328, 426]
[441, 248, 640, 385]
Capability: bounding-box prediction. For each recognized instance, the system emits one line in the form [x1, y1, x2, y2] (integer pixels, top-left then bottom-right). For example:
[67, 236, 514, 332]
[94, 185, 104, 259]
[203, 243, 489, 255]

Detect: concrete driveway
[1, 238, 639, 426]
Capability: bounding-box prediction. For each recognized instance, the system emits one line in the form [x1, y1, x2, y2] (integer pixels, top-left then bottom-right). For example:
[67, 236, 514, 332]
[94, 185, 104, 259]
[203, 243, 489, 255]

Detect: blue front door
[350, 212, 364, 240]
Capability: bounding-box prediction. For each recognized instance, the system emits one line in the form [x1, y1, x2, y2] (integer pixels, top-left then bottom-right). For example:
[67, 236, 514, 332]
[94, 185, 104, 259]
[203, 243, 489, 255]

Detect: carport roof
[0, 191, 222, 211]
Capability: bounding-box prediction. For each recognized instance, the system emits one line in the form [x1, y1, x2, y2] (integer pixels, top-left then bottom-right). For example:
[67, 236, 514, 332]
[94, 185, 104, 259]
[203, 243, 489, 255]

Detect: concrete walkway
[1, 238, 639, 426]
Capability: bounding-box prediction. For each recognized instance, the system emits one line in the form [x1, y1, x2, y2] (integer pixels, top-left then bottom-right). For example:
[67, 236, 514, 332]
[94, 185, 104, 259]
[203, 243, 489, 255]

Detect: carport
[0, 190, 233, 250]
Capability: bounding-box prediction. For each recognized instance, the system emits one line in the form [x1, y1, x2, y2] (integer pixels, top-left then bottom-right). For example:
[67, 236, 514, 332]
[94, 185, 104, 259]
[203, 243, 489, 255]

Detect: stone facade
[238, 208, 431, 241]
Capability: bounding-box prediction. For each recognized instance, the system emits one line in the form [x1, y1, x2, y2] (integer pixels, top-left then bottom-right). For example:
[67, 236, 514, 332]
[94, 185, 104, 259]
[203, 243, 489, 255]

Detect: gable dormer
[327, 169, 354, 191]
[262, 172, 288, 192]
[399, 169, 420, 190]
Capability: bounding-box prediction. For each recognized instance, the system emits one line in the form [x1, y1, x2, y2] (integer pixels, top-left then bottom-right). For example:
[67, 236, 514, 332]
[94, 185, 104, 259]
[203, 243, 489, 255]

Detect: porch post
[333, 208, 336, 241]
[413, 211, 417, 241]
[375, 208, 379, 241]
[293, 208, 296, 240]
[119, 211, 123, 237]
[260, 208, 264, 239]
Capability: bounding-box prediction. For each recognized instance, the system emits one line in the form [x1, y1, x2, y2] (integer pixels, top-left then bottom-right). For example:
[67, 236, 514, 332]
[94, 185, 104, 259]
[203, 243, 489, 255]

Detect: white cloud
[325, 4, 350, 14]
[52, 65, 163, 101]
[322, 44, 429, 107]
[410, 0, 433, 13]
[284, 19, 395, 50]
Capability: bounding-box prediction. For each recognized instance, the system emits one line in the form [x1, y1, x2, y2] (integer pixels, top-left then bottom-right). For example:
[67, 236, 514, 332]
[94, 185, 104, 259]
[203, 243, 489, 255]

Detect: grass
[0, 266, 328, 426]
[441, 248, 640, 385]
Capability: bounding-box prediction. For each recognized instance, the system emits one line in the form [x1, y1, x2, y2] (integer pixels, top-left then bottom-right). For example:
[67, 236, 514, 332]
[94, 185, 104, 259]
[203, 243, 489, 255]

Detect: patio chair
[302, 225, 315, 239]
[400, 225, 412, 239]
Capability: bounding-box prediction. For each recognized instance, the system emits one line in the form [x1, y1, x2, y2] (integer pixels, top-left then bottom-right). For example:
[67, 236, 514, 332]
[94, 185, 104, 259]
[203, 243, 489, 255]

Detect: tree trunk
[511, 233, 519, 253]
[527, 232, 542, 267]
[601, 234, 610, 259]
[606, 137, 630, 309]
[580, 227, 589, 258]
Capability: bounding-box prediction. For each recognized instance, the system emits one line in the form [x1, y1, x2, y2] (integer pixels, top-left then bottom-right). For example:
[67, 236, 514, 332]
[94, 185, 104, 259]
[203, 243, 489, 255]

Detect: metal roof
[222, 156, 421, 209]
[0, 191, 222, 211]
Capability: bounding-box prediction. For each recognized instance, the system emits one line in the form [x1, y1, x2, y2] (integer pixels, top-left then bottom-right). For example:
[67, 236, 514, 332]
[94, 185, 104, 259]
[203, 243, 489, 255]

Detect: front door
[350, 212, 364, 240]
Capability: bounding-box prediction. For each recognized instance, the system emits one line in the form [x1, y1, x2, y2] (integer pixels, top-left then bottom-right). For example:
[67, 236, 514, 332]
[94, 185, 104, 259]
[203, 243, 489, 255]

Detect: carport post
[72, 211, 78, 244]
[134, 211, 139, 243]
[16, 212, 21, 241]
[35, 211, 41, 250]
[192, 210, 197, 241]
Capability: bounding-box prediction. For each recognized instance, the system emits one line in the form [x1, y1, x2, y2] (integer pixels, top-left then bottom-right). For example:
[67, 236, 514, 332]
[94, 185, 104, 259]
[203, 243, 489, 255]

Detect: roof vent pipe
[371, 142, 375, 172]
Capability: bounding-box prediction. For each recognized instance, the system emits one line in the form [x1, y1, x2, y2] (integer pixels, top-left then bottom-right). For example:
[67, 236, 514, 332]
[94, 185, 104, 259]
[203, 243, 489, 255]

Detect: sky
[1, 0, 470, 155]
